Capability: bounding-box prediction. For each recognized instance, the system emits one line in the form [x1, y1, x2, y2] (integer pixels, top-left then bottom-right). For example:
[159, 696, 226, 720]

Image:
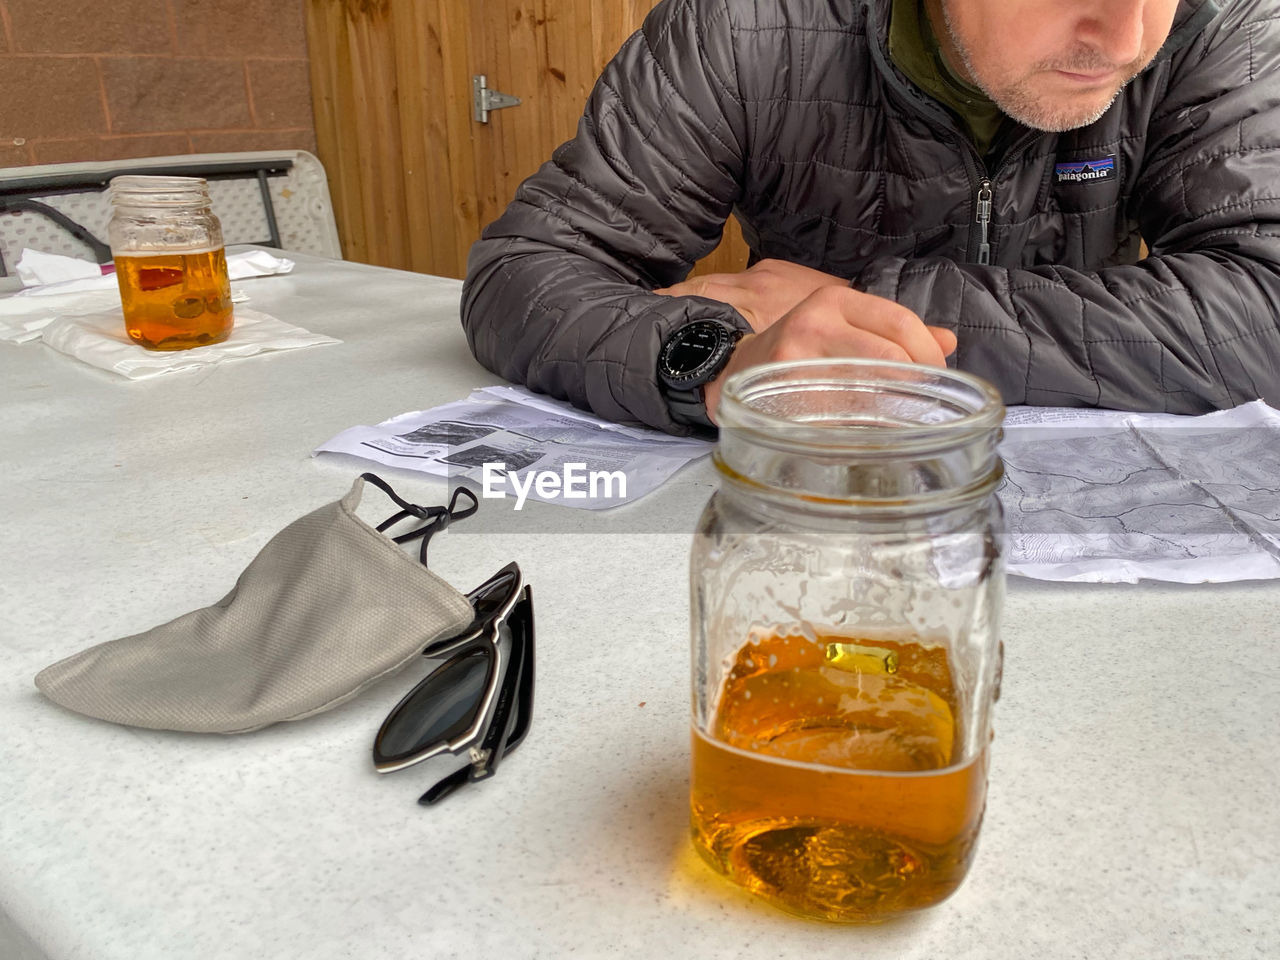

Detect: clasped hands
[655, 259, 956, 423]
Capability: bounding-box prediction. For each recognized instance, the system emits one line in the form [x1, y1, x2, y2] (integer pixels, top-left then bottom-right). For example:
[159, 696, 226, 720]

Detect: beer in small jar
[107, 176, 233, 351]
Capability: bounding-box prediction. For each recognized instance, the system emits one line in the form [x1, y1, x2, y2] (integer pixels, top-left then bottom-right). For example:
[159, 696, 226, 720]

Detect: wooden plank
[305, 0, 366, 264]
[389, 0, 430, 272]
[500, 1, 534, 202]
[437, 0, 482, 276]
[594, 1, 650, 72]
[568, 0, 596, 107]
[354, 7, 411, 268]
[497, 2, 536, 218]
[466, 2, 502, 228]
[343, 12, 380, 264]
[537, 0, 576, 158]
[392, 0, 456, 275]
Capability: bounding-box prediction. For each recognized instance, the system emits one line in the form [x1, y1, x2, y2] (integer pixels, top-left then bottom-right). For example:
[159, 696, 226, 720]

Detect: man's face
[930, 0, 1181, 131]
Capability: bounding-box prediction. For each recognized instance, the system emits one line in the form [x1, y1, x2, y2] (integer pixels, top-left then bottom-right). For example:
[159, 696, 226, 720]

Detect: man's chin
[994, 85, 1123, 133]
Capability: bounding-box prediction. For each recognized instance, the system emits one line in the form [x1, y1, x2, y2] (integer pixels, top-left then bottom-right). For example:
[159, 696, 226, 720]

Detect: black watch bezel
[657, 319, 743, 428]
[657, 319, 740, 391]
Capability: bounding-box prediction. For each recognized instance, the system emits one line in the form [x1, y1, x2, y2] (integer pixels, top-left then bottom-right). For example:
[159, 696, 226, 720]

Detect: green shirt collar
[887, 0, 1006, 157]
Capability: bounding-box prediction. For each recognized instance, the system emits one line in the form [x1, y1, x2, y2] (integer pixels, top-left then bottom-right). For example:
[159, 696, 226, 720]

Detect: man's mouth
[1053, 68, 1117, 85]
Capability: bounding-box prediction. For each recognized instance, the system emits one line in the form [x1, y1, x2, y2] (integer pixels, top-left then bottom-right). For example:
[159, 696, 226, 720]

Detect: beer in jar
[107, 176, 233, 351]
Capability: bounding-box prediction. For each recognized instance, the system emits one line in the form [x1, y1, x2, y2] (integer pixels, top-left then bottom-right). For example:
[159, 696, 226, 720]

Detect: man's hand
[656, 259, 849, 331]
[701, 285, 958, 423]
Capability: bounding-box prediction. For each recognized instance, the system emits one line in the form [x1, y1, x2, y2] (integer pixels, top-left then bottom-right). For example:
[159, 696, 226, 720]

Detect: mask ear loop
[361, 473, 480, 567]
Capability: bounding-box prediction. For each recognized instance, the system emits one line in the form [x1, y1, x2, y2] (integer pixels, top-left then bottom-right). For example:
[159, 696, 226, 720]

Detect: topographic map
[999, 401, 1280, 582]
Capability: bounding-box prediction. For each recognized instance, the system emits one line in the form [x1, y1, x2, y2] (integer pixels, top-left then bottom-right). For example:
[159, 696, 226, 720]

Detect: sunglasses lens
[376, 648, 492, 762]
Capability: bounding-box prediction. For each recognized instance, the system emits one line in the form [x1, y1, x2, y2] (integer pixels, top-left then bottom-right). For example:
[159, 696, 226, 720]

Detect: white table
[1, 251, 1276, 960]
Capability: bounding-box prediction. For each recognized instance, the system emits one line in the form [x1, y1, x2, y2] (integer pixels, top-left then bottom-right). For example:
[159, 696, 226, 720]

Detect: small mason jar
[689, 359, 1005, 923]
[107, 175, 234, 351]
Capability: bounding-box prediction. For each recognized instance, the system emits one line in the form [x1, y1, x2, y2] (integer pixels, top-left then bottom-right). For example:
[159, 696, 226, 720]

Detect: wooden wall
[305, 0, 746, 279]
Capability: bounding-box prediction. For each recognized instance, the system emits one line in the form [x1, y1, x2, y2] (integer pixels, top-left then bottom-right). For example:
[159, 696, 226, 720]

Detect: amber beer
[114, 248, 234, 351]
[690, 631, 987, 923]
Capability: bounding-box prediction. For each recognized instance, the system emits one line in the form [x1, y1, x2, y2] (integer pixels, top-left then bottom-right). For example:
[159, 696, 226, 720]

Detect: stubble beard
[938, 5, 1145, 132]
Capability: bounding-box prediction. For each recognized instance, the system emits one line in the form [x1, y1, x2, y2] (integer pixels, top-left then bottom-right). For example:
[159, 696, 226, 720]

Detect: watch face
[660, 321, 732, 384]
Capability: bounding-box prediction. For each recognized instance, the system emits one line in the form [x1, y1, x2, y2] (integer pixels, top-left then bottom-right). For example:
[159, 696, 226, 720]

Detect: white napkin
[1, 288, 250, 344]
[0, 249, 295, 343]
[40, 306, 339, 379]
[225, 250, 296, 281]
[16, 248, 106, 286]
[0, 289, 121, 343]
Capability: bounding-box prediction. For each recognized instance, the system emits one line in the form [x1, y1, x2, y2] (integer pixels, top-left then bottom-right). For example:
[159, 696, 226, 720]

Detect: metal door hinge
[473, 75, 521, 123]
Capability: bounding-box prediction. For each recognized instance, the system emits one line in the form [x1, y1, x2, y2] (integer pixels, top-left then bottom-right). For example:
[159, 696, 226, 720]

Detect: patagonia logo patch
[1055, 156, 1116, 183]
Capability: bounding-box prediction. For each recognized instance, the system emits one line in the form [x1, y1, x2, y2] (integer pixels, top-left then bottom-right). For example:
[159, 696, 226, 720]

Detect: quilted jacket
[461, 0, 1280, 433]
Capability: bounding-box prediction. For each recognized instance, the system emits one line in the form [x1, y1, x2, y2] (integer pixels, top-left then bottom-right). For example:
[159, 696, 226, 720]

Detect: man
[462, 0, 1280, 433]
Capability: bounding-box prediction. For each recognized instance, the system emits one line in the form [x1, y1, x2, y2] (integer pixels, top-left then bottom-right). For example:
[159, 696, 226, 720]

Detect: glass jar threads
[107, 175, 233, 351]
[689, 359, 1006, 923]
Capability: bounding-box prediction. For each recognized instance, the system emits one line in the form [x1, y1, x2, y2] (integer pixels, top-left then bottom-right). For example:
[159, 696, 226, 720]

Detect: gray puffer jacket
[462, 0, 1280, 433]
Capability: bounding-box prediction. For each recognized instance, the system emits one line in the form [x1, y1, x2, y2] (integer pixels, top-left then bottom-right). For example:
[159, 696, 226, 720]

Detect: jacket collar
[1158, 0, 1220, 60]
[864, 1, 955, 132]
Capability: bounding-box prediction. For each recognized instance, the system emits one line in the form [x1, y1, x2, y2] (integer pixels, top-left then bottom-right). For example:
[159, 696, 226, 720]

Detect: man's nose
[1077, 1, 1147, 66]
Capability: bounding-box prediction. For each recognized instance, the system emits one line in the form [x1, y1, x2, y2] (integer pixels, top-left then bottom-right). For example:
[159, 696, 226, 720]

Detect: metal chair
[0, 150, 342, 278]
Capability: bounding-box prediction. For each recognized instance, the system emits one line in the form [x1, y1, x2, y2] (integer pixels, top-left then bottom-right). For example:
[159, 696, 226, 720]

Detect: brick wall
[0, 0, 316, 168]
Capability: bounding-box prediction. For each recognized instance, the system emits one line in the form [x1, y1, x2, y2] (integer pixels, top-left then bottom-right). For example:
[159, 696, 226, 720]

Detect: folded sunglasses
[373, 561, 535, 805]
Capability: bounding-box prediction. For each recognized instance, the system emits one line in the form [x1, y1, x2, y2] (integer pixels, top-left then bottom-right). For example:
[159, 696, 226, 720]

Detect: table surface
[1, 250, 1277, 960]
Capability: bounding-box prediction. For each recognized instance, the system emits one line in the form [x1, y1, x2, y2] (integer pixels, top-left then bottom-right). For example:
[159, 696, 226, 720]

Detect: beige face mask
[34, 475, 478, 734]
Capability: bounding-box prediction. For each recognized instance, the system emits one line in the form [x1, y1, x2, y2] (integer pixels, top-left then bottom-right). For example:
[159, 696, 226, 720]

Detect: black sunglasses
[373, 561, 535, 805]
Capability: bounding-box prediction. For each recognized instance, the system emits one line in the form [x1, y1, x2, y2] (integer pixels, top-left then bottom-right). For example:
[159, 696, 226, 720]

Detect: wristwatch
[657, 318, 744, 427]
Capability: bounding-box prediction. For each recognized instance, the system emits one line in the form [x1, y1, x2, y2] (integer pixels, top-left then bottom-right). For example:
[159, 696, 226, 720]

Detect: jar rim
[109, 175, 211, 207]
[717, 359, 1005, 455]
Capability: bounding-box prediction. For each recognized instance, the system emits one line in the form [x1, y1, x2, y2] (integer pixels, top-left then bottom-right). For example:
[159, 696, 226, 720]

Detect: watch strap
[665, 385, 714, 427]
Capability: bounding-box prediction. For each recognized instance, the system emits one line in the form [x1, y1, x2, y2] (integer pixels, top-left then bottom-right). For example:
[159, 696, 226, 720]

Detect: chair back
[0, 150, 341, 278]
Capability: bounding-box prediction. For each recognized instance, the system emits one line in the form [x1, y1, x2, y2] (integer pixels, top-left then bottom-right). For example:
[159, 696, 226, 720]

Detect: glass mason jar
[107, 175, 234, 351]
[689, 359, 1005, 923]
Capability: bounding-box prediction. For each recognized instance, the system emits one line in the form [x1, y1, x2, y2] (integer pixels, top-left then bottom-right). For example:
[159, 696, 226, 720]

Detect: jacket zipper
[964, 130, 1038, 265]
[862, 0, 1051, 266]
[975, 178, 992, 265]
